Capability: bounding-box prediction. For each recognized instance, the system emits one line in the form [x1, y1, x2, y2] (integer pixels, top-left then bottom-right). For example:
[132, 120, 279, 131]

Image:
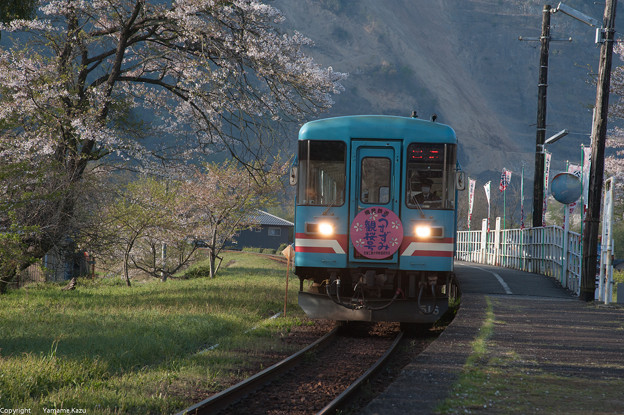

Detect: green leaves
[0, 0, 36, 23]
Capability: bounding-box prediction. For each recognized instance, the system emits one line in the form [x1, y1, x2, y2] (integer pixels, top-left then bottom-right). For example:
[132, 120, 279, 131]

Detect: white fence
[456, 217, 582, 295]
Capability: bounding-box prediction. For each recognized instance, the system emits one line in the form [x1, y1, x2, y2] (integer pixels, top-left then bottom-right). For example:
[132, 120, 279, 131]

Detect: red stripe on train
[408, 250, 454, 257]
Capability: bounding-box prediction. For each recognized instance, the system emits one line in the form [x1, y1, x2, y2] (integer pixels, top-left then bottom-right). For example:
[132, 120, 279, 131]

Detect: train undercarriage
[297, 267, 460, 323]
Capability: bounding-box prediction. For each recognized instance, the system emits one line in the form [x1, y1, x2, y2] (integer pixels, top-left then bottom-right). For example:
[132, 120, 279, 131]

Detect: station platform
[361, 261, 624, 414]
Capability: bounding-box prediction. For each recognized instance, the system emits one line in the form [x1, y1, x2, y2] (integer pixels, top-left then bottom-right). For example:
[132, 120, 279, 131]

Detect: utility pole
[581, 0, 618, 301]
[533, 4, 551, 228]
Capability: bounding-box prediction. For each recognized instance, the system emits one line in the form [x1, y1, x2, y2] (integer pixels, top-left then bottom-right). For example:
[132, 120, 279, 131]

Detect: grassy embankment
[0, 252, 307, 414]
[615, 270, 624, 301]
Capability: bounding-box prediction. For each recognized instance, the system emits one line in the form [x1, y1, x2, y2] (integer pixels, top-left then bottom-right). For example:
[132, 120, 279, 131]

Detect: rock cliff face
[275, 0, 619, 181]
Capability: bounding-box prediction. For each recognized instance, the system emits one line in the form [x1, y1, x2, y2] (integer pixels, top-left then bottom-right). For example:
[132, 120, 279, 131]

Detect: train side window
[297, 140, 346, 206]
[360, 157, 391, 204]
[406, 143, 455, 209]
[445, 145, 457, 208]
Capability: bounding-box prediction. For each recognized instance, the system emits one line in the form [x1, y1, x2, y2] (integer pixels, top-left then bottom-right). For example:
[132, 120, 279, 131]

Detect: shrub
[181, 265, 212, 279]
[242, 247, 263, 253]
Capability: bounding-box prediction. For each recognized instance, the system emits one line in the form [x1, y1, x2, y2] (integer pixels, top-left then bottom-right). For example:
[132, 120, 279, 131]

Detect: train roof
[298, 115, 456, 144]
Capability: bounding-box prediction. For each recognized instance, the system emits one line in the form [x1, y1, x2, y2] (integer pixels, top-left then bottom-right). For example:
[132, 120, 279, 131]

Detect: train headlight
[415, 225, 432, 238]
[318, 222, 335, 236]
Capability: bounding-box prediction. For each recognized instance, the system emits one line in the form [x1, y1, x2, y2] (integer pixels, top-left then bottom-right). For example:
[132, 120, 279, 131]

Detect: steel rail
[316, 330, 405, 415]
[176, 326, 340, 415]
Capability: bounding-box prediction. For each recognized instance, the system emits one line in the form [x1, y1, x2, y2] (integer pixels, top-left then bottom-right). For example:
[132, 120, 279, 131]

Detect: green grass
[614, 270, 624, 302]
[0, 252, 306, 414]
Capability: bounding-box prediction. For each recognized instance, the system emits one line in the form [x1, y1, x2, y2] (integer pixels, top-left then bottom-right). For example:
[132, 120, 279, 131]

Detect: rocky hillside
[274, 0, 622, 182]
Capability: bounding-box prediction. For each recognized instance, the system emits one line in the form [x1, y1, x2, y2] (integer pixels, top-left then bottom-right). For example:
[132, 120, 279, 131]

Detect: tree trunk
[214, 255, 223, 276]
[0, 272, 15, 294]
[123, 251, 132, 287]
[209, 249, 216, 279]
[209, 227, 219, 279]
[160, 242, 167, 282]
[1, 262, 26, 294]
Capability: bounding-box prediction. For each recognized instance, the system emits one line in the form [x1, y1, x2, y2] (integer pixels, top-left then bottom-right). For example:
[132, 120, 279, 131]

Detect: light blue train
[290, 114, 465, 323]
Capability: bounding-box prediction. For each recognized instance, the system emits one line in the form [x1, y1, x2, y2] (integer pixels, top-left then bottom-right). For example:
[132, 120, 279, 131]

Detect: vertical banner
[499, 168, 512, 192]
[568, 202, 577, 223]
[520, 165, 525, 229]
[567, 163, 582, 216]
[484, 181, 491, 231]
[468, 178, 476, 230]
[542, 152, 552, 226]
[567, 163, 582, 178]
[582, 146, 592, 215]
[499, 168, 512, 229]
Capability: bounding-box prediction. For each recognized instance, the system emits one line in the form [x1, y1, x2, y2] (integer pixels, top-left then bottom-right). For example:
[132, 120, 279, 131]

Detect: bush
[277, 243, 289, 253]
[241, 247, 279, 255]
[242, 247, 263, 253]
[181, 265, 212, 279]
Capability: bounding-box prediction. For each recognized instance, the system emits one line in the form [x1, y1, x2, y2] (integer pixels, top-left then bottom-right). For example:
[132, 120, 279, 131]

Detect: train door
[349, 140, 402, 264]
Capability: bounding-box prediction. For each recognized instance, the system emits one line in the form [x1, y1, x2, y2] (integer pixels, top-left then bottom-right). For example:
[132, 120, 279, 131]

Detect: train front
[291, 115, 463, 323]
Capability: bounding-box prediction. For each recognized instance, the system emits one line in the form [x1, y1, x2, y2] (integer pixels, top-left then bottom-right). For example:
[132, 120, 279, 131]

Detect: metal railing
[456, 217, 582, 295]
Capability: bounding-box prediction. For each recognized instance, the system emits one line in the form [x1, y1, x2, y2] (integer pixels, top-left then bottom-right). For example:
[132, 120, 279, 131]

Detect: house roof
[248, 210, 294, 227]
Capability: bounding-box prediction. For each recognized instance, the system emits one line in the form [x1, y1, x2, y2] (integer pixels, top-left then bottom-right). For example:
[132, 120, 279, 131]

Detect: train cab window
[297, 140, 346, 206]
[360, 157, 391, 204]
[406, 143, 456, 209]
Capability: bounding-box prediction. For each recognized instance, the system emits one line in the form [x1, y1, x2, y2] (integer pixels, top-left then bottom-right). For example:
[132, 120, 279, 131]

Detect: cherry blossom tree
[0, 154, 84, 292]
[0, 0, 344, 287]
[93, 159, 285, 284]
[604, 44, 624, 210]
[0, 0, 344, 168]
[97, 176, 190, 286]
[180, 158, 287, 278]
[600, 44, 624, 256]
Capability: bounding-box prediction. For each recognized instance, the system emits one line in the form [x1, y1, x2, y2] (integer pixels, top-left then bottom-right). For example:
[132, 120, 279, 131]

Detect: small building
[231, 210, 294, 250]
[18, 244, 92, 287]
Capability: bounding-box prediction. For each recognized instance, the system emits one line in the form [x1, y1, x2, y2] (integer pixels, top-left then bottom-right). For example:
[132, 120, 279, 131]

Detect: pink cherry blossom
[0, 0, 345, 283]
[0, 0, 346, 172]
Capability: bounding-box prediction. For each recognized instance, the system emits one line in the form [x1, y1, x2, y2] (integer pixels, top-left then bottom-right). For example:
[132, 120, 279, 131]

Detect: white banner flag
[568, 163, 582, 177]
[582, 146, 591, 214]
[543, 152, 552, 225]
[521, 166, 525, 229]
[567, 163, 582, 212]
[499, 168, 512, 192]
[468, 178, 476, 229]
[484, 181, 491, 231]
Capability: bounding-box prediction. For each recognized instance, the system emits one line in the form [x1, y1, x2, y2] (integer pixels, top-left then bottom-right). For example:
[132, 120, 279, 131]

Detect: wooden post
[281, 245, 295, 317]
[533, 4, 551, 228]
[581, 0, 618, 301]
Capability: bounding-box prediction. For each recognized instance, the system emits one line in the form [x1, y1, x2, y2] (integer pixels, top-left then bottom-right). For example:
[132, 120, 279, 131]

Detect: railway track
[177, 322, 414, 415]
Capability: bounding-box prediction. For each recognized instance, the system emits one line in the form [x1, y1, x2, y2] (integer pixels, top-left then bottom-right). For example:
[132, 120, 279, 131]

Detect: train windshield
[297, 140, 346, 206]
[406, 143, 456, 209]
